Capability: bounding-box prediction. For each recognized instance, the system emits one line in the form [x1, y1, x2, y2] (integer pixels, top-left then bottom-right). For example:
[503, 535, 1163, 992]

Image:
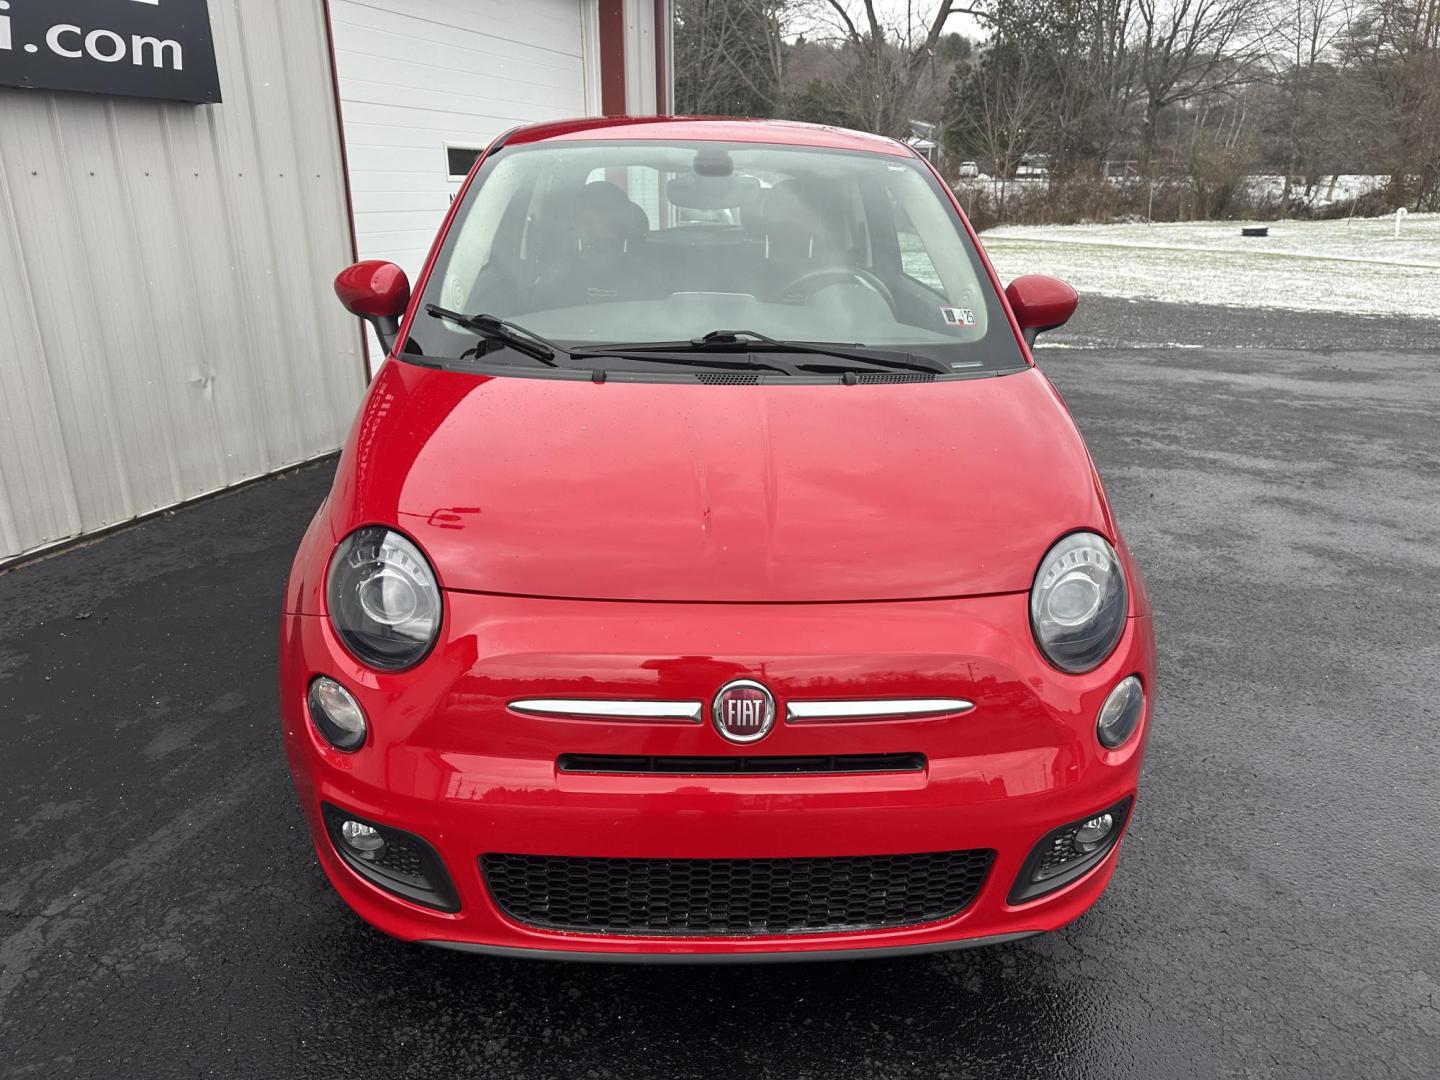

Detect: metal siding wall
[621, 0, 657, 115]
[0, 0, 362, 563]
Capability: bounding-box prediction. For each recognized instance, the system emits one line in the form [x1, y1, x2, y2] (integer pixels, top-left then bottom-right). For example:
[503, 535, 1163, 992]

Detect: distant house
[905, 119, 941, 163]
[1015, 154, 1051, 178]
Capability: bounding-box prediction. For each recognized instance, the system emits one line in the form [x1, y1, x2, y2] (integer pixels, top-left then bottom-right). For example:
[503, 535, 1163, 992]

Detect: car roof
[500, 115, 917, 158]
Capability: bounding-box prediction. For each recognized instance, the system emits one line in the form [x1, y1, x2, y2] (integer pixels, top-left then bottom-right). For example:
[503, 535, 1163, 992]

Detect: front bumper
[281, 590, 1154, 960]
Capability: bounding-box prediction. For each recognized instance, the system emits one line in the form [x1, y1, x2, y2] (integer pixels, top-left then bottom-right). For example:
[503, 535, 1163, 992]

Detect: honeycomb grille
[696, 372, 761, 384]
[1036, 831, 1087, 877]
[854, 371, 935, 383]
[480, 850, 993, 936]
[373, 834, 429, 881]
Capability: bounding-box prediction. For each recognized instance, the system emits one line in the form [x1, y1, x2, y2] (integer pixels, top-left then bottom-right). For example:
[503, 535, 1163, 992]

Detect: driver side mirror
[335, 260, 411, 354]
[1005, 275, 1078, 347]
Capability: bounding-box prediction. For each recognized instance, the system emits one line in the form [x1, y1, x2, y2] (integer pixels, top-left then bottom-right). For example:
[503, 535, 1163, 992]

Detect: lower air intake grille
[370, 833, 430, 879]
[320, 803, 460, 912]
[480, 849, 993, 936]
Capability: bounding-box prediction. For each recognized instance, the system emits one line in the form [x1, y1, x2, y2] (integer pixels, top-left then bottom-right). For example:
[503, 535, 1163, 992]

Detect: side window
[888, 187, 944, 292]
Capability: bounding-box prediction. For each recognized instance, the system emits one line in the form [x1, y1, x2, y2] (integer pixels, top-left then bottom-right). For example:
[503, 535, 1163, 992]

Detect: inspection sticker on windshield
[940, 306, 976, 327]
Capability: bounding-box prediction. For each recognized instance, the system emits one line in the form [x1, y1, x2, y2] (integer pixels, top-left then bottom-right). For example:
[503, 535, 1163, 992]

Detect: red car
[281, 116, 1154, 961]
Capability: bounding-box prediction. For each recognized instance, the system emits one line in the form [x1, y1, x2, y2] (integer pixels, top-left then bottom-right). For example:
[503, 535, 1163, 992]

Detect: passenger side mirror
[335, 261, 411, 354]
[1005, 275, 1078, 347]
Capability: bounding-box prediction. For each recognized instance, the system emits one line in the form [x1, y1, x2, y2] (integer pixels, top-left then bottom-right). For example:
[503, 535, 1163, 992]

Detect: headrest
[576, 180, 634, 218]
[757, 179, 847, 259]
[575, 180, 645, 242]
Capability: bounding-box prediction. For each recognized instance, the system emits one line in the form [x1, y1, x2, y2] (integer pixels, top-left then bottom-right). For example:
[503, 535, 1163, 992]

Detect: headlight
[1029, 531, 1127, 673]
[327, 527, 441, 670]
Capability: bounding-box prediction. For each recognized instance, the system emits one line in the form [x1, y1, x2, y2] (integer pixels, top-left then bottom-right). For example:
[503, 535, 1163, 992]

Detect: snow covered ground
[980, 215, 1440, 319]
[953, 174, 1387, 211]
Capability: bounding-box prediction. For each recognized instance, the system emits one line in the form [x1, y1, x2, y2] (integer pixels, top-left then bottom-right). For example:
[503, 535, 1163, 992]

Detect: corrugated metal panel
[329, 0, 591, 368]
[622, 0, 659, 115]
[0, 0, 363, 563]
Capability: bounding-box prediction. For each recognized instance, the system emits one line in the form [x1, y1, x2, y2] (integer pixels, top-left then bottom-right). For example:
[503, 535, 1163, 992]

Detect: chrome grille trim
[508, 699, 703, 723]
[785, 698, 974, 723]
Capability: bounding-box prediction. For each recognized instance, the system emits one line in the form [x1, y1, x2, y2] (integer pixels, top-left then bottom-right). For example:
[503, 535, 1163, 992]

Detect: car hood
[329, 361, 1112, 603]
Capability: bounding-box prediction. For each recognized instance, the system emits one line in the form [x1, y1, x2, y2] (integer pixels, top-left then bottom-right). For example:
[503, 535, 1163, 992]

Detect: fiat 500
[281, 116, 1154, 961]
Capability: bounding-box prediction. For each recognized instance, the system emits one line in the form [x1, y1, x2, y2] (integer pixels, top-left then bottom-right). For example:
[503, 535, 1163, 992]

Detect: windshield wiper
[425, 305, 561, 367]
[584, 329, 949, 376]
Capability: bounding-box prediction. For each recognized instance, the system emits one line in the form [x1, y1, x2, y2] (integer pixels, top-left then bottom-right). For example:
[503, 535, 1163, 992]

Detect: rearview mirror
[666, 172, 760, 210]
[1005, 275, 1078, 347]
[335, 260, 411, 354]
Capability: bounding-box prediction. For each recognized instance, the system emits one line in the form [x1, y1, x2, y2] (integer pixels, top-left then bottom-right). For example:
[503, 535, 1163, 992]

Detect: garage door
[328, 0, 595, 371]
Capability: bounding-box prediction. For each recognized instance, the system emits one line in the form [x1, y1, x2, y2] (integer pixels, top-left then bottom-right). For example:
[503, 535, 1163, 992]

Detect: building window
[446, 145, 486, 181]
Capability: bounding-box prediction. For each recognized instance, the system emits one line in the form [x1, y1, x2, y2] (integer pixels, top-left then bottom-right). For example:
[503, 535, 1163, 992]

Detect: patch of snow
[1240, 174, 1388, 209]
[1037, 342, 1205, 350]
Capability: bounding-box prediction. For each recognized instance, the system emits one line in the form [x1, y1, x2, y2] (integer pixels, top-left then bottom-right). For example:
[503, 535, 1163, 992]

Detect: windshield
[405, 139, 1024, 377]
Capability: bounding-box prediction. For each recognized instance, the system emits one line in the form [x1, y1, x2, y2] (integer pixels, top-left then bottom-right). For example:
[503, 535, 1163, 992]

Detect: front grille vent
[854, 371, 936, 383]
[557, 753, 925, 775]
[696, 372, 761, 384]
[692, 372, 936, 385]
[481, 849, 993, 936]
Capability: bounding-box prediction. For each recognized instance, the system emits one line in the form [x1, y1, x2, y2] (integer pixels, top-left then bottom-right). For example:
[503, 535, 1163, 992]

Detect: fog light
[1074, 812, 1114, 852]
[308, 676, 367, 751]
[340, 820, 386, 860]
[320, 803, 462, 912]
[1096, 675, 1144, 749]
[1009, 796, 1133, 903]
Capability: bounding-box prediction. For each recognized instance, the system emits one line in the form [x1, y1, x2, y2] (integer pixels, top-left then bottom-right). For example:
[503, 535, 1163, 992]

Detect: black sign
[0, 0, 221, 104]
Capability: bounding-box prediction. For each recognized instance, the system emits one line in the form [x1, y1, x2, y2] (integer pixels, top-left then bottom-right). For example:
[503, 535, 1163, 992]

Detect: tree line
[674, 0, 1440, 216]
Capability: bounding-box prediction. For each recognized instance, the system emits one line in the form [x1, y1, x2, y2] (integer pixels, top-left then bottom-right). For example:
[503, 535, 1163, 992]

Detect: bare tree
[1134, 0, 1272, 172]
[1087, 0, 1144, 163]
[949, 39, 1049, 181]
[675, 0, 792, 116]
[802, 0, 987, 134]
[1263, 0, 1355, 208]
[1349, 0, 1440, 207]
[987, 0, 1143, 172]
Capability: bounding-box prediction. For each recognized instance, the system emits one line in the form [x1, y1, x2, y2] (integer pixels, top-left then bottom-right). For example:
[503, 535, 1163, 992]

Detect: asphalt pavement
[2, 301, 1437, 1078]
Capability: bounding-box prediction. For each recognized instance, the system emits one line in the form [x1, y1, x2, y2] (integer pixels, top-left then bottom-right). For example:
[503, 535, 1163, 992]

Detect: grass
[979, 215, 1440, 318]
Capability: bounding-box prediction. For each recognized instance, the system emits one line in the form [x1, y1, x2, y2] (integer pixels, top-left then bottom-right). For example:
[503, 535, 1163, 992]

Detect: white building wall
[329, 0, 596, 371]
[0, 0, 363, 564]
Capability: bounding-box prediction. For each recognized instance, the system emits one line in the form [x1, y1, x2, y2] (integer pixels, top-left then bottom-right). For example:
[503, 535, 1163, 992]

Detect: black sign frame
[0, 0, 221, 104]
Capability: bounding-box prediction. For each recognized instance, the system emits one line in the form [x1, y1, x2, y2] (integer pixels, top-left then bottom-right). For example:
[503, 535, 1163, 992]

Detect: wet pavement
[1050, 294, 1439, 351]
[2, 310, 1438, 1078]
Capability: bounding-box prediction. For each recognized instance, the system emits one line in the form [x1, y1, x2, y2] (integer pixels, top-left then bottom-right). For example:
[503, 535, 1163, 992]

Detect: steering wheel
[777, 266, 897, 312]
